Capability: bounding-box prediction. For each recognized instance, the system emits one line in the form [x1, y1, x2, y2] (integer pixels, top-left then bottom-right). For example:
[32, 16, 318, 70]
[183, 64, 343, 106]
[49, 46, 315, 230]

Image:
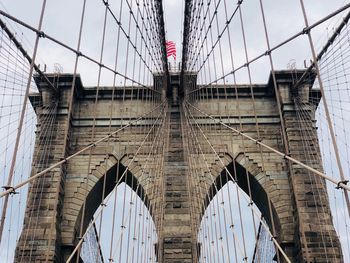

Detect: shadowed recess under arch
[73, 160, 153, 247]
[202, 159, 280, 235]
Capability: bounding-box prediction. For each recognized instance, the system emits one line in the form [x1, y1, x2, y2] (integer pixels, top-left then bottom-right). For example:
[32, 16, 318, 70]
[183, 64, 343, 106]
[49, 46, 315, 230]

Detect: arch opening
[67, 160, 158, 262]
[203, 160, 280, 231]
[197, 160, 279, 262]
[81, 181, 158, 263]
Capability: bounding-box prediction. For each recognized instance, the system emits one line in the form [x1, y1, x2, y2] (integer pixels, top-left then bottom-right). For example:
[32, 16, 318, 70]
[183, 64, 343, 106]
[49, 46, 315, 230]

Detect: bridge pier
[160, 100, 196, 262]
[13, 70, 344, 263]
[276, 71, 344, 262]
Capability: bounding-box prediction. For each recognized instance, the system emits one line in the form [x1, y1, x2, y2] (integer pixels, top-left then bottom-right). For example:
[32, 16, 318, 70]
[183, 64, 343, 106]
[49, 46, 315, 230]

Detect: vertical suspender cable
[0, 0, 47, 245]
[298, 0, 350, 218]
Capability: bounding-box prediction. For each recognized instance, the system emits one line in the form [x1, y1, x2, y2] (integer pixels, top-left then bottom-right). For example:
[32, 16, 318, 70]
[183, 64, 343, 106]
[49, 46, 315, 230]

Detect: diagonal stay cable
[101, 0, 160, 74]
[187, 3, 350, 94]
[0, 0, 48, 245]
[183, 105, 249, 261]
[185, 100, 350, 191]
[293, 9, 350, 89]
[0, 18, 57, 93]
[0, 100, 167, 198]
[299, 0, 350, 218]
[122, 0, 163, 72]
[66, 100, 167, 262]
[0, 9, 162, 94]
[183, 101, 292, 263]
[188, 0, 242, 72]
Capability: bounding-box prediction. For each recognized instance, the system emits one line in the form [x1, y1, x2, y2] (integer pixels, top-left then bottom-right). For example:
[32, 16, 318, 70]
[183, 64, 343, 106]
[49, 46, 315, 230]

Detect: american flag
[166, 41, 176, 60]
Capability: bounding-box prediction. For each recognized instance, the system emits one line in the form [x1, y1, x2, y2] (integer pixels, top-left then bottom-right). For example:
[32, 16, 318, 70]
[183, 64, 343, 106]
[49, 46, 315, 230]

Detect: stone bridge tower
[15, 70, 343, 262]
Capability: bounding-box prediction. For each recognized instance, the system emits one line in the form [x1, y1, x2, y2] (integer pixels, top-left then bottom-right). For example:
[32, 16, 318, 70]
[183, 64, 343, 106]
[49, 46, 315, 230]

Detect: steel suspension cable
[185, 101, 350, 190]
[66, 102, 167, 262]
[183, 101, 291, 262]
[0, 10, 162, 94]
[298, 0, 350, 218]
[186, 3, 350, 94]
[0, 0, 47, 245]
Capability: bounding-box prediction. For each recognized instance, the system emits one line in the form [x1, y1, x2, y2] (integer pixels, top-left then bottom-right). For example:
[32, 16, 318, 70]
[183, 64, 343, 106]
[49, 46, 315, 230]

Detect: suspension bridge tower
[0, 0, 349, 262]
[13, 69, 344, 263]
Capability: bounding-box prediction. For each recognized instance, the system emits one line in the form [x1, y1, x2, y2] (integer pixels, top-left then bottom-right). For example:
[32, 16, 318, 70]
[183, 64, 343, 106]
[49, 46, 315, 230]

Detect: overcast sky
[0, 0, 348, 85]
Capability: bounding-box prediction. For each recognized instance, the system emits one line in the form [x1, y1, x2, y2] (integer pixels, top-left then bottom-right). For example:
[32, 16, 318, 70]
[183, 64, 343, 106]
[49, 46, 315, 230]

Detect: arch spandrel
[14, 71, 344, 262]
[60, 152, 160, 260]
[193, 149, 293, 248]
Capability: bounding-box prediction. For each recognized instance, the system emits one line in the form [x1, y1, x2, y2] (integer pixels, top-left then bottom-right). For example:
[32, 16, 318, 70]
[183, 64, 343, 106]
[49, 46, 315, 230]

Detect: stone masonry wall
[16, 71, 344, 263]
